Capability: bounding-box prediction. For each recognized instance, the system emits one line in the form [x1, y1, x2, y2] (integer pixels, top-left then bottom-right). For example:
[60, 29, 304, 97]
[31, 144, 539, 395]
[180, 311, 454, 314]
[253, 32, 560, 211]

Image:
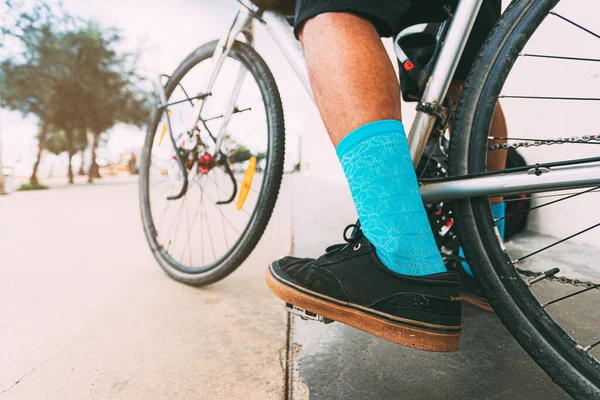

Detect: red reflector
[404, 61, 415, 71]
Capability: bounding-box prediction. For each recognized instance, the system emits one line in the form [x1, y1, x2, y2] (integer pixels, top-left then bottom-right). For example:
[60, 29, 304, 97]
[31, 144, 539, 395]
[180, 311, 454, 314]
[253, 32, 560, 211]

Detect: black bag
[251, 0, 296, 14]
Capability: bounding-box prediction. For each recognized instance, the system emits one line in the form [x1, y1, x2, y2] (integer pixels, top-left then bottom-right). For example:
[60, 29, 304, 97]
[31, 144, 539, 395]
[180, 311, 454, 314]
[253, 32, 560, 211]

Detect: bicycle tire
[140, 40, 285, 286]
[449, 0, 600, 398]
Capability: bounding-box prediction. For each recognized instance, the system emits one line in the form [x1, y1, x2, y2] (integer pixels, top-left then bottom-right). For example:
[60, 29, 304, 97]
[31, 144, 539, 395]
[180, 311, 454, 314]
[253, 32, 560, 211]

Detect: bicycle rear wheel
[450, 0, 600, 398]
[140, 40, 285, 286]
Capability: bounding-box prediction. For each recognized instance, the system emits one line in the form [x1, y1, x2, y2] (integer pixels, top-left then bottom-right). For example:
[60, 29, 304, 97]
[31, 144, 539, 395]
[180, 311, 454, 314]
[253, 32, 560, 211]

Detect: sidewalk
[0, 173, 589, 399]
[0, 176, 292, 400]
[288, 174, 570, 400]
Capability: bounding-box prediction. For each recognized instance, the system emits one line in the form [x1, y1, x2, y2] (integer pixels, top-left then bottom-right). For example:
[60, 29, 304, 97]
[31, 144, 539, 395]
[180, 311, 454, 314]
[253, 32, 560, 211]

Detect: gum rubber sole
[266, 264, 461, 352]
[461, 293, 494, 313]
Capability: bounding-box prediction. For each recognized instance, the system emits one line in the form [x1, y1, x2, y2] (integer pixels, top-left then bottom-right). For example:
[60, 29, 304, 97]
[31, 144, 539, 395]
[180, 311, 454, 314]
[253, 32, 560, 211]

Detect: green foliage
[44, 128, 67, 155]
[228, 144, 267, 164]
[0, 0, 152, 183]
[17, 182, 49, 191]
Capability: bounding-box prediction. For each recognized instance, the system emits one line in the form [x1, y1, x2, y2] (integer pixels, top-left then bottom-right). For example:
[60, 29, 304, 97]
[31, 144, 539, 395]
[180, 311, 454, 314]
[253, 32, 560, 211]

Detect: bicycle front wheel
[450, 0, 600, 398]
[140, 40, 285, 286]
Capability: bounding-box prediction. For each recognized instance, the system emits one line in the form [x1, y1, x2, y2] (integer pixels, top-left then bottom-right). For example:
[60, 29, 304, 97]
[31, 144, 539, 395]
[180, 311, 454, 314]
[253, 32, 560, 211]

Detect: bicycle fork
[156, 5, 255, 200]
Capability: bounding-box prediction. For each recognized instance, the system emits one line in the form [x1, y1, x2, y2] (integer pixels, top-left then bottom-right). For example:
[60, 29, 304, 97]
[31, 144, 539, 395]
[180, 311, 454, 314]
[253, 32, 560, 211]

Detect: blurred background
[0, 0, 310, 191]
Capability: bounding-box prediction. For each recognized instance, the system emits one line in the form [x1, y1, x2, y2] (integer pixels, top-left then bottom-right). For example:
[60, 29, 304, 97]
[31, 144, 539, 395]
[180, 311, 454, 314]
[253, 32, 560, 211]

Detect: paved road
[0, 176, 292, 400]
[1, 174, 596, 399]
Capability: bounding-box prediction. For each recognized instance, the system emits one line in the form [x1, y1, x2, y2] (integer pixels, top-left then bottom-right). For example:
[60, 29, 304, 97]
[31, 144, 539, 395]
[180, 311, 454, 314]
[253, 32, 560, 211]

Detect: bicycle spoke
[193, 176, 242, 259]
[181, 176, 206, 265]
[151, 180, 174, 202]
[542, 284, 600, 308]
[157, 168, 194, 238]
[584, 339, 600, 352]
[209, 170, 252, 217]
[519, 53, 600, 63]
[152, 180, 176, 232]
[503, 189, 600, 203]
[181, 182, 194, 265]
[163, 195, 186, 256]
[203, 106, 252, 122]
[498, 186, 600, 222]
[201, 191, 217, 260]
[162, 197, 185, 250]
[225, 121, 265, 153]
[513, 222, 600, 264]
[172, 194, 189, 256]
[200, 186, 243, 236]
[210, 172, 231, 249]
[499, 95, 600, 101]
[549, 11, 600, 41]
[199, 179, 206, 265]
[150, 175, 172, 190]
[157, 197, 174, 235]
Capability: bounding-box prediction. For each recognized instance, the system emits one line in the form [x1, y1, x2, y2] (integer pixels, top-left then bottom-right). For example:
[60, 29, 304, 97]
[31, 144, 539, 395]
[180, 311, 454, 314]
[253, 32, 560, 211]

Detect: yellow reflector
[237, 156, 257, 211]
[158, 110, 172, 146]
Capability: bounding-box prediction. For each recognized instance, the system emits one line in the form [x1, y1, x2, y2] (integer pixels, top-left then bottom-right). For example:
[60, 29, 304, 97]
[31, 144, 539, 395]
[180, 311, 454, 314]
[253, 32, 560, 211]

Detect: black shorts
[294, 0, 501, 80]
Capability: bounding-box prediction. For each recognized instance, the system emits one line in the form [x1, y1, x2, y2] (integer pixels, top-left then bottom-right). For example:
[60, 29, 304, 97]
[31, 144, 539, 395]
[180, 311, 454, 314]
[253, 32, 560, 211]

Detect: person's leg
[447, 81, 508, 186]
[265, 3, 461, 352]
[300, 12, 446, 276]
[299, 13, 401, 146]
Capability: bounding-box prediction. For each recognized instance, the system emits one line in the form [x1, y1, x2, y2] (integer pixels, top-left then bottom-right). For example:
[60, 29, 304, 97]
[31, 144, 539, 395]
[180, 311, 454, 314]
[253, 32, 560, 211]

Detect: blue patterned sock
[460, 202, 506, 277]
[336, 119, 446, 276]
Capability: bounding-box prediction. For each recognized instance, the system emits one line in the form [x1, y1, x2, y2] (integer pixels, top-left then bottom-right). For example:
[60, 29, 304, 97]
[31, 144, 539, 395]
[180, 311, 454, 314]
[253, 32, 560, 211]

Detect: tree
[0, 1, 151, 185]
[78, 27, 150, 183]
[0, 0, 66, 186]
[44, 127, 67, 155]
[44, 24, 150, 184]
[0, 0, 70, 185]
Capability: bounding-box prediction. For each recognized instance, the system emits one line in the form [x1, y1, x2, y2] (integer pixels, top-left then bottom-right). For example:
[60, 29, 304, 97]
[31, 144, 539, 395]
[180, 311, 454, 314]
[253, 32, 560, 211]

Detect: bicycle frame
[158, 0, 600, 203]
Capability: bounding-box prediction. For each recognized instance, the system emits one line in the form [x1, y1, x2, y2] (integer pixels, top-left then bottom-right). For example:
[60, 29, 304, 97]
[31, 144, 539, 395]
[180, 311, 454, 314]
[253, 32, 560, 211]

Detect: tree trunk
[88, 132, 102, 183]
[0, 128, 5, 195]
[78, 148, 86, 176]
[66, 127, 74, 184]
[30, 120, 50, 186]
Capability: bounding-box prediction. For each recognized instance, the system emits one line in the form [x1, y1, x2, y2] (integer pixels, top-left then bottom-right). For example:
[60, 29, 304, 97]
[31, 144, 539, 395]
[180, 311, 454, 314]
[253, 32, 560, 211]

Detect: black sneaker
[266, 225, 462, 352]
[455, 263, 493, 313]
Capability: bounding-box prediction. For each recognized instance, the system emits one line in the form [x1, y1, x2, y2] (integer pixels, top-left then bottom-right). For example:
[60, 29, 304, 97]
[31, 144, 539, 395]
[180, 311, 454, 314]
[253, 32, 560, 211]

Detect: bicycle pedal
[286, 303, 334, 324]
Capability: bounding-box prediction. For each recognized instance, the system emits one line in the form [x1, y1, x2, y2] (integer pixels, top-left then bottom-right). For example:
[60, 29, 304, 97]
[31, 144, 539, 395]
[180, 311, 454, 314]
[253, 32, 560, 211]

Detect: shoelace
[322, 222, 364, 258]
[343, 222, 363, 243]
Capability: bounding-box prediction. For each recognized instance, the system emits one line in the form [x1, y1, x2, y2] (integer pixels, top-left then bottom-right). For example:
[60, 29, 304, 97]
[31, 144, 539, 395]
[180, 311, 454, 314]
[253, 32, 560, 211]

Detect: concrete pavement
[0, 176, 292, 399]
[1, 173, 596, 399]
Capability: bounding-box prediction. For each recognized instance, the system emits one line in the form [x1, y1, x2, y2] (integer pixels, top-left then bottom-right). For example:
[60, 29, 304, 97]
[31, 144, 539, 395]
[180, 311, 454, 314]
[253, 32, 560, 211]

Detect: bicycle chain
[516, 268, 600, 289]
[486, 133, 600, 287]
[488, 134, 600, 150]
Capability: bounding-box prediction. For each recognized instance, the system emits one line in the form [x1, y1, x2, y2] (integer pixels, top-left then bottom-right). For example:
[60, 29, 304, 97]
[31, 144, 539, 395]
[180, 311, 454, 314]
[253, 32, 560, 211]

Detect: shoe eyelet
[353, 243, 361, 251]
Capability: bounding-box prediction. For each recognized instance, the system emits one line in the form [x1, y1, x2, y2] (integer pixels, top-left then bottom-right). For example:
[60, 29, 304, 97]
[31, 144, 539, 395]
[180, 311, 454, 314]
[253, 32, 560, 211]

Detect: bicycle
[139, 0, 600, 397]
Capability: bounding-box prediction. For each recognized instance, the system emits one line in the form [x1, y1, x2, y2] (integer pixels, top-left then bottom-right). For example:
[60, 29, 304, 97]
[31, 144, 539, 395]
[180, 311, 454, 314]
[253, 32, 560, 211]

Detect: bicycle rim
[450, 0, 600, 397]
[140, 40, 284, 285]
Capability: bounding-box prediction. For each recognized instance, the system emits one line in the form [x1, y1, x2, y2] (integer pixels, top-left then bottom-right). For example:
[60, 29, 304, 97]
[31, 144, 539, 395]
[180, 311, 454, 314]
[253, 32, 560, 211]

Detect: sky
[0, 0, 311, 176]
